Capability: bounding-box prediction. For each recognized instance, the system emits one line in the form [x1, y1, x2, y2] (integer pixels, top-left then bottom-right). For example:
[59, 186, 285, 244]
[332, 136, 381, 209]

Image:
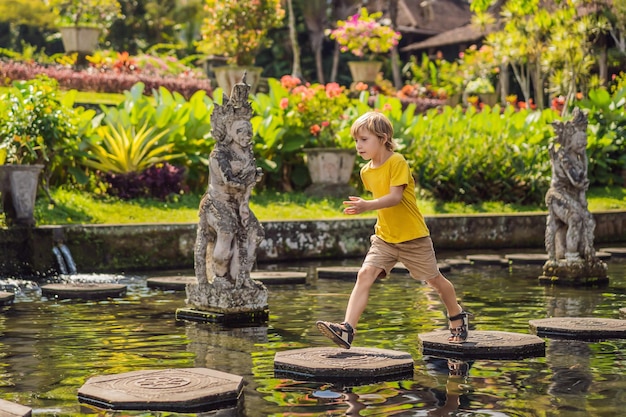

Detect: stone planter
[59, 26, 101, 53]
[303, 148, 357, 198]
[0, 164, 43, 226]
[348, 61, 383, 83]
[213, 66, 263, 95]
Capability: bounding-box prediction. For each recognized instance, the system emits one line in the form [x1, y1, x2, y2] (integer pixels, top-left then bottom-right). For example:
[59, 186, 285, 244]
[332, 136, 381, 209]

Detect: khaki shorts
[363, 235, 440, 281]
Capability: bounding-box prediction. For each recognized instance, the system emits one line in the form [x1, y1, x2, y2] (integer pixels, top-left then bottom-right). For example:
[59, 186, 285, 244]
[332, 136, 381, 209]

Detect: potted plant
[197, 0, 285, 94]
[274, 76, 358, 197]
[47, 0, 122, 53]
[0, 76, 80, 226]
[330, 7, 401, 83]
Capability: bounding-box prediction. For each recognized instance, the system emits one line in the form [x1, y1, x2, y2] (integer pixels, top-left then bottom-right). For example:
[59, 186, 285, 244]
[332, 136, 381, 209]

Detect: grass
[21, 186, 626, 226]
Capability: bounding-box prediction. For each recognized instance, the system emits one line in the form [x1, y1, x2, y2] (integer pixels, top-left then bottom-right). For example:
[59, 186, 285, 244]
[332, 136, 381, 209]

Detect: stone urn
[303, 148, 357, 198]
[348, 61, 383, 83]
[213, 66, 263, 94]
[59, 26, 101, 53]
[0, 164, 43, 226]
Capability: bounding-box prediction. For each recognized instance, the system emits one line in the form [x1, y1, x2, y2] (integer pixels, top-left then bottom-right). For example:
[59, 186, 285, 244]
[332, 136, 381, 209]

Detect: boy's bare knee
[357, 265, 383, 286]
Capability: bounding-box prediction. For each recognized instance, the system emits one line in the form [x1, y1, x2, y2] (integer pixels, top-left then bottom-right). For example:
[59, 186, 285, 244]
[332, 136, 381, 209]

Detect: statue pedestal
[177, 277, 269, 325]
[539, 258, 609, 286]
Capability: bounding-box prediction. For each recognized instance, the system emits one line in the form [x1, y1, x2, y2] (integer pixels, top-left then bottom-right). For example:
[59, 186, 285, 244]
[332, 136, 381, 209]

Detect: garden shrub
[104, 163, 186, 200]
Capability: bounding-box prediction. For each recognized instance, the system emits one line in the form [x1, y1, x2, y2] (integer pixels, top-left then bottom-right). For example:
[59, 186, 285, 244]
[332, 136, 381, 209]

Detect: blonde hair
[350, 111, 396, 151]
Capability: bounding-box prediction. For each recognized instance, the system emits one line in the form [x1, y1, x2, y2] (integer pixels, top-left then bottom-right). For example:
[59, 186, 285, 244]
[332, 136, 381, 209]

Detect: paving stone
[419, 330, 545, 360]
[316, 266, 359, 280]
[466, 254, 509, 267]
[392, 262, 451, 274]
[0, 291, 15, 306]
[599, 247, 626, 258]
[78, 368, 243, 413]
[505, 253, 549, 265]
[250, 271, 308, 285]
[274, 347, 413, 384]
[147, 276, 196, 291]
[0, 398, 31, 417]
[40, 283, 127, 300]
[529, 317, 626, 340]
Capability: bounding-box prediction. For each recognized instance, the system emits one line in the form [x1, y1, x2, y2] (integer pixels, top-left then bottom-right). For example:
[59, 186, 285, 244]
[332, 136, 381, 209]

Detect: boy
[316, 111, 470, 349]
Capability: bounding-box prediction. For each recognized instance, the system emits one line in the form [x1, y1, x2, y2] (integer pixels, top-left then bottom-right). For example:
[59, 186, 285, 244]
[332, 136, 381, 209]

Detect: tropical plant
[197, 0, 285, 66]
[46, 0, 122, 28]
[329, 7, 401, 59]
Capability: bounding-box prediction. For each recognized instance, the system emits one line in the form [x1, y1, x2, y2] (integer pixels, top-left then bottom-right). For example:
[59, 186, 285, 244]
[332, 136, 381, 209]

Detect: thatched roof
[400, 23, 498, 52]
[369, 0, 472, 35]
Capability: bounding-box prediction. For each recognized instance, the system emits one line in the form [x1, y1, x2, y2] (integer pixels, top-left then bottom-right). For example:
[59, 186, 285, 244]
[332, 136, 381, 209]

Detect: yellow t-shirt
[361, 153, 430, 243]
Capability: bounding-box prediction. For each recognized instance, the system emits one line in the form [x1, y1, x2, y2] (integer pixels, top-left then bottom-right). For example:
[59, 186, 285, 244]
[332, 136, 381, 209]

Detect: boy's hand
[343, 196, 365, 215]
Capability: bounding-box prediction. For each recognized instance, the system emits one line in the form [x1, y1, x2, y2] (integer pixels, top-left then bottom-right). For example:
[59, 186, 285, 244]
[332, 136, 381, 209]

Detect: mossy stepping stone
[529, 317, 626, 340]
[600, 247, 626, 258]
[147, 276, 196, 291]
[0, 398, 31, 417]
[41, 283, 127, 300]
[505, 253, 549, 265]
[419, 330, 545, 360]
[78, 368, 243, 413]
[274, 347, 413, 385]
[0, 291, 15, 306]
[316, 266, 359, 280]
[250, 271, 308, 285]
[466, 254, 509, 267]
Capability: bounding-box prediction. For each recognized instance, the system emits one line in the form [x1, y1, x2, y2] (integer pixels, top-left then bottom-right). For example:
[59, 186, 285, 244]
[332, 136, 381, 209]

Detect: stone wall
[1, 211, 625, 277]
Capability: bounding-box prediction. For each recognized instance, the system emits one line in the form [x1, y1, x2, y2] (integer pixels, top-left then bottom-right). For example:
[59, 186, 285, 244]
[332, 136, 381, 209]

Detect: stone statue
[541, 107, 607, 285]
[186, 73, 268, 313]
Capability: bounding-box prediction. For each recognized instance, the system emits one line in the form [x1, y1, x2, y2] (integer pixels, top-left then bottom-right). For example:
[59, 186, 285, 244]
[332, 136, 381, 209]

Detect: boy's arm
[343, 185, 405, 215]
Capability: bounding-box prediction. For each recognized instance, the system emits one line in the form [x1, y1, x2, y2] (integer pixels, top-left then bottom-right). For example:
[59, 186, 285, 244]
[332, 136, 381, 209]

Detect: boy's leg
[344, 264, 383, 328]
[424, 273, 463, 325]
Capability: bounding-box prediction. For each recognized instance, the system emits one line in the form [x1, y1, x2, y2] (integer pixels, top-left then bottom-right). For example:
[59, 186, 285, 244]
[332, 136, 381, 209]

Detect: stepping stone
[392, 262, 451, 274]
[274, 347, 413, 384]
[78, 368, 243, 413]
[419, 330, 545, 360]
[316, 266, 359, 280]
[505, 253, 549, 265]
[40, 283, 127, 300]
[466, 254, 509, 267]
[175, 307, 269, 325]
[147, 276, 196, 291]
[444, 258, 473, 269]
[0, 291, 15, 306]
[599, 247, 626, 258]
[529, 317, 626, 340]
[596, 251, 611, 261]
[250, 271, 308, 285]
[0, 398, 31, 417]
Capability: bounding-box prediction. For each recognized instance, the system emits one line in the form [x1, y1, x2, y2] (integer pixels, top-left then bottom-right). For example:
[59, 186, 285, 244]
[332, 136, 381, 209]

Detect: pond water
[1, 253, 625, 417]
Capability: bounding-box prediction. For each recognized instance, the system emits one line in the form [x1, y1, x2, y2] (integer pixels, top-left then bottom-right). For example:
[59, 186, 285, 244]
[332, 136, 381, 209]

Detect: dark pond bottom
[0, 257, 625, 416]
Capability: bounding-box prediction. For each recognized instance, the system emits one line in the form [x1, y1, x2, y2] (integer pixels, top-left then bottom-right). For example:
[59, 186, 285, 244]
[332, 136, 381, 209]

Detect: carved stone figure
[541, 107, 607, 284]
[186, 74, 268, 312]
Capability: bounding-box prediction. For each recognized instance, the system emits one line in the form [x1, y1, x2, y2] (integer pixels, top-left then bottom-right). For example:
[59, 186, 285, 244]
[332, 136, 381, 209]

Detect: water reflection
[0, 259, 624, 416]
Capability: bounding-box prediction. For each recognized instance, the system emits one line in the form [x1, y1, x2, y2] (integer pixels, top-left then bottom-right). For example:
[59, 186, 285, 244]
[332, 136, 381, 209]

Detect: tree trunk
[287, 0, 302, 78]
[388, 0, 402, 89]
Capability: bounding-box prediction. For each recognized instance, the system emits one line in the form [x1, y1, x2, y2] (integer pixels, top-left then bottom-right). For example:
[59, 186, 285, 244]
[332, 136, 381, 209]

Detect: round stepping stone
[505, 253, 549, 265]
[274, 347, 413, 384]
[419, 330, 545, 360]
[40, 283, 127, 300]
[600, 247, 626, 258]
[466, 254, 509, 267]
[78, 368, 243, 413]
[250, 271, 308, 285]
[0, 398, 31, 417]
[0, 291, 15, 306]
[392, 262, 451, 274]
[529, 317, 626, 340]
[147, 276, 196, 291]
[316, 266, 359, 280]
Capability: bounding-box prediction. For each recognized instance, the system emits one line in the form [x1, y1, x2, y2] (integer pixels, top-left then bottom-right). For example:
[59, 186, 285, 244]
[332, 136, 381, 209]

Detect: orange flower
[354, 82, 368, 91]
[310, 124, 321, 136]
[279, 97, 289, 110]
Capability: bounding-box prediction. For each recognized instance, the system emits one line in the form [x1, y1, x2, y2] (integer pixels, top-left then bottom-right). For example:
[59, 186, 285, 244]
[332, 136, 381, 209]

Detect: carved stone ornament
[540, 107, 608, 285]
[186, 73, 268, 312]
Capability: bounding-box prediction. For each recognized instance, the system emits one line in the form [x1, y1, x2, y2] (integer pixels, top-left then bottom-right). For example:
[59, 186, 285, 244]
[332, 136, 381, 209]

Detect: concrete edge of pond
[1, 211, 625, 276]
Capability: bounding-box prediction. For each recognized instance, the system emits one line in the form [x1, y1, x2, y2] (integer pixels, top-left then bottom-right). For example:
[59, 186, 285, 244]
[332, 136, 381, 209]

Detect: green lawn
[24, 186, 626, 226]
